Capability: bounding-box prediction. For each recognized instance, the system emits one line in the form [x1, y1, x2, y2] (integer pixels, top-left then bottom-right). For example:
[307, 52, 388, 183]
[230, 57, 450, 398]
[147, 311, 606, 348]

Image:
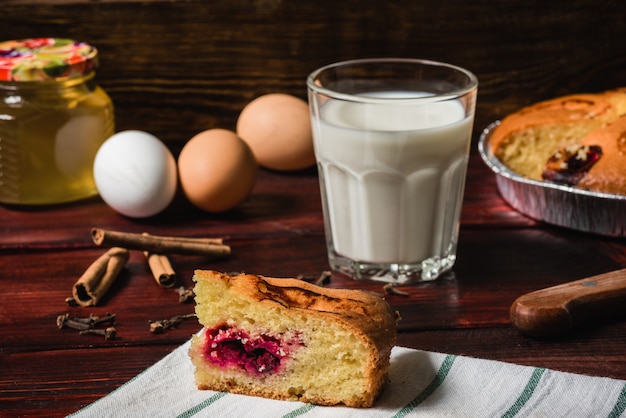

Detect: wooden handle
[510, 268, 626, 336]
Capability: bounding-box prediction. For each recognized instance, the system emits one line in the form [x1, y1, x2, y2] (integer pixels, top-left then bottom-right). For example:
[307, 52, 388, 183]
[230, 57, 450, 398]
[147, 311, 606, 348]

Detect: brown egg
[178, 129, 257, 212]
[237, 93, 315, 171]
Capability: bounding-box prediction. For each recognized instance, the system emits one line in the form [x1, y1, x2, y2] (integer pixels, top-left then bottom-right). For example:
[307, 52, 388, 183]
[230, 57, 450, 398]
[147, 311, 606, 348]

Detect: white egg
[93, 130, 177, 218]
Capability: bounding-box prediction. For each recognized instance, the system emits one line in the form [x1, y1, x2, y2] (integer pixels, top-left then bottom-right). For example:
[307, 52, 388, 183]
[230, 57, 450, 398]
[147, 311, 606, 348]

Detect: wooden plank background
[2, 0, 626, 151]
[3, 4, 626, 415]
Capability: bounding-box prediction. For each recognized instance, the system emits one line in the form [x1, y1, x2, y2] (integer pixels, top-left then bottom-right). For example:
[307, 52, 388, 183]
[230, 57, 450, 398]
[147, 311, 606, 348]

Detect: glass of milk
[307, 58, 478, 283]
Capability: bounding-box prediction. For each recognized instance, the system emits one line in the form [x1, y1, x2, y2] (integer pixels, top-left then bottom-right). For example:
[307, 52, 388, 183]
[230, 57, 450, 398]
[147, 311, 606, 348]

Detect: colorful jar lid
[0, 38, 98, 82]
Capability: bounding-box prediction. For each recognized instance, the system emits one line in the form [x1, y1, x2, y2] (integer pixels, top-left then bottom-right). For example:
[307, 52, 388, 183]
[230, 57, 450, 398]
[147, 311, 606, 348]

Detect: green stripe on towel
[176, 392, 227, 418]
[392, 354, 457, 418]
[608, 382, 626, 418]
[282, 403, 316, 417]
[501, 368, 546, 418]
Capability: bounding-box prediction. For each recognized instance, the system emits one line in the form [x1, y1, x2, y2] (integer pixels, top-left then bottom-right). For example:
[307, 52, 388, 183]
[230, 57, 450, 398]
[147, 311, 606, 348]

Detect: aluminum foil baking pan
[478, 121, 626, 237]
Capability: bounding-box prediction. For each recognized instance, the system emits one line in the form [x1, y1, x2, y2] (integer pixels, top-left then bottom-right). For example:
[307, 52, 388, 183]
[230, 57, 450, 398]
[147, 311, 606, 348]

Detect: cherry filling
[203, 325, 301, 376]
[542, 144, 602, 186]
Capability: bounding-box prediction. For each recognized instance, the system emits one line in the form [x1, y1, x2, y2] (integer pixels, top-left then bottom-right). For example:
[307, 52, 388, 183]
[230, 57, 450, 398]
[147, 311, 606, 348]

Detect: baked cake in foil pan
[479, 121, 626, 237]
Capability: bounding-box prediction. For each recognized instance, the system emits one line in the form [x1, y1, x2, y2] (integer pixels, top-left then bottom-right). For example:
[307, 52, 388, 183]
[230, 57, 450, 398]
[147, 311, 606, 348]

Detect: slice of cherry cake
[189, 270, 398, 408]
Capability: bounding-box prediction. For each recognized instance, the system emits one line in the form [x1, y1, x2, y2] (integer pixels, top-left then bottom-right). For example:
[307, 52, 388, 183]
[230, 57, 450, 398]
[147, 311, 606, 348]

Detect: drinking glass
[307, 58, 478, 283]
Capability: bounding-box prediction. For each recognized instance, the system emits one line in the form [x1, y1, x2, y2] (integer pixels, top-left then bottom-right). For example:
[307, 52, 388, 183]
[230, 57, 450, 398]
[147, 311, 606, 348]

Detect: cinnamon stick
[144, 251, 177, 288]
[72, 247, 129, 307]
[90, 228, 230, 258]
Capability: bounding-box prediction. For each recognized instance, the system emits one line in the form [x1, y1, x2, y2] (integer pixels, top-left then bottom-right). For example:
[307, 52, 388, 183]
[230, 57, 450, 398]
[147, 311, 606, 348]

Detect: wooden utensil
[510, 268, 626, 336]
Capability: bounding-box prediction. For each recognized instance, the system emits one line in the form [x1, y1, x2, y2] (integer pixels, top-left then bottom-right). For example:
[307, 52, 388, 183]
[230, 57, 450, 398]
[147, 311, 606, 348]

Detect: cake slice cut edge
[188, 270, 399, 408]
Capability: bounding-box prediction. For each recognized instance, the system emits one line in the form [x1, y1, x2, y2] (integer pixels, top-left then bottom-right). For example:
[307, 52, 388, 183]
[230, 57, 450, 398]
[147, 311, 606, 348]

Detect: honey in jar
[0, 38, 114, 204]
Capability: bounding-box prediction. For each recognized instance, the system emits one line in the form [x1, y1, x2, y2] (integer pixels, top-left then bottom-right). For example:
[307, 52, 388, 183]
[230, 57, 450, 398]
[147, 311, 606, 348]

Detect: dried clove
[56, 312, 118, 339]
[175, 286, 195, 303]
[71, 313, 100, 325]
[56, 314, 91, 331]
[315, 271, 332, 286]
[296, 274, 314, 282]
[383, 283, 410, 296]
[149, 321, 166, 334]
[91, 313, 117, 327]
[79, 327, 117, 340]
[149, 313, 196, 334]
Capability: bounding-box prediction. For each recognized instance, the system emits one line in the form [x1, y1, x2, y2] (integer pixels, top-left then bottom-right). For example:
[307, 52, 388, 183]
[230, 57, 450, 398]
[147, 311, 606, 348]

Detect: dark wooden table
[2, 147, 626, 417]
[2, 1, 626, 416]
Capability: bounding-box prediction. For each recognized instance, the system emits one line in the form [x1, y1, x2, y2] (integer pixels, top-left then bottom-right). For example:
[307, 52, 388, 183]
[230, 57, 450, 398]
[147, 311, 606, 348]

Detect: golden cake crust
[189, 270, 399, 408]
[202, 271, 398, 346]
[577, 115, 626, 194]
[489, 88, 626, 195]
[490, 90, 626, 153]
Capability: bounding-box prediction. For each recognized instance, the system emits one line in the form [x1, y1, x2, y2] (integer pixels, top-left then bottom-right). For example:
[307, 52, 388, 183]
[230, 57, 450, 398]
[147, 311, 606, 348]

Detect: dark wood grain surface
[2, 1, 626, 416]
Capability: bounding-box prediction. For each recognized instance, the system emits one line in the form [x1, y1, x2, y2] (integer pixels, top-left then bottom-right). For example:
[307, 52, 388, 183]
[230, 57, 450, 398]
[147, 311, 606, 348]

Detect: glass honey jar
[0, 38, 114, 204]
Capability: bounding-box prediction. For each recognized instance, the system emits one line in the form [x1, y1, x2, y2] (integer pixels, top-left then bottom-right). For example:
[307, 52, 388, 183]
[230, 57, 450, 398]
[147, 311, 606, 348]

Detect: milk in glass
[313, 92, 473, 279]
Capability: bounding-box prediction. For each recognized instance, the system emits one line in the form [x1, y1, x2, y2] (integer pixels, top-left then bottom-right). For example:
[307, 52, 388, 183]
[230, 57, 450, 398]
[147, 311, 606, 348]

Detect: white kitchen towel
[68, 337, 626, 418]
